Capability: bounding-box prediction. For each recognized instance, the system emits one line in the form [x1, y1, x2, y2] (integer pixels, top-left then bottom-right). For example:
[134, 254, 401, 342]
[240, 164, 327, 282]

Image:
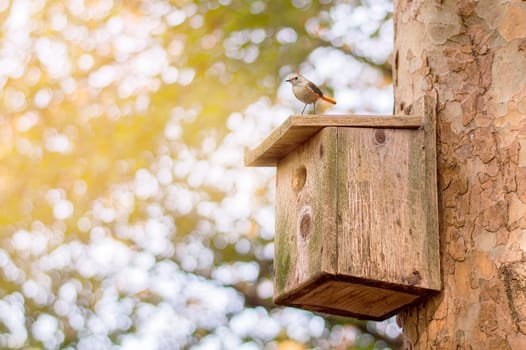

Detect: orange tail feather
[321, 95, 336, 104]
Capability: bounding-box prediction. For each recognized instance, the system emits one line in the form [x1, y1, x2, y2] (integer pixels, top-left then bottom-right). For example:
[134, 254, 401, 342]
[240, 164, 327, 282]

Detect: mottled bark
[394, 1, 526, 349]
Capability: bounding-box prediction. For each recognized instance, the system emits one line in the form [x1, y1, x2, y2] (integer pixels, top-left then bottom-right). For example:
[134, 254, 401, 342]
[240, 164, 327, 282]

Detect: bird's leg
[312, 102, 316, 114]
[301, 104, 307, 114]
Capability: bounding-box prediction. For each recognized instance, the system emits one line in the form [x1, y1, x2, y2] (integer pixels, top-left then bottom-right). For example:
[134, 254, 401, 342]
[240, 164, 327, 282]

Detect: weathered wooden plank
[415, 96, 441, 290]
[289, 279, 420, 320]
[336, 127, 431, 287]
[274, 128, 338, 297]
[245, 115, 423, 167]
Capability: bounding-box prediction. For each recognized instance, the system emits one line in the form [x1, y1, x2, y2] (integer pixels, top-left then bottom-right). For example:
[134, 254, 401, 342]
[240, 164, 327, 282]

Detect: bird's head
[285, 74, 306, 87]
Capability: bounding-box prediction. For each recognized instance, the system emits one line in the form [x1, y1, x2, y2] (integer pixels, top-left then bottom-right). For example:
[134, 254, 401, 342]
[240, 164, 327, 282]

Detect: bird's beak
[285, 78, 291, 83]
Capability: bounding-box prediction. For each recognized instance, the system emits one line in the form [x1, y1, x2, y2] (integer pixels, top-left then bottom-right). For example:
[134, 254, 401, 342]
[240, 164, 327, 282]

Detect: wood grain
[415, 95, 440, 290]
[336, 127, 438, 288]
[245, 115, 423, 167]
[274, 128, 338, 297]
[279, 278, 421, 320]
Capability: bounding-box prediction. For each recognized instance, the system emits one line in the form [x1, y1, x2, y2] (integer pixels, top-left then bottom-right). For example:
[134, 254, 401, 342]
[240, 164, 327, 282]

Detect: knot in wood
[406, 270, 422, 286]
[374, 129, 386, 144]
[299, 212, 311, 239]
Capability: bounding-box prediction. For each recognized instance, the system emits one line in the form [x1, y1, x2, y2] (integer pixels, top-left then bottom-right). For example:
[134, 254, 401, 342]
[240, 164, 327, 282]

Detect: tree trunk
[393, 1, 526, 349]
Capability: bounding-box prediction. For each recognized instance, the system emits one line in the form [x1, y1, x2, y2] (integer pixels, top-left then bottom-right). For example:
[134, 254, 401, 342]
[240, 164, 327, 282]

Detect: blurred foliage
[0, 0, 398, 349]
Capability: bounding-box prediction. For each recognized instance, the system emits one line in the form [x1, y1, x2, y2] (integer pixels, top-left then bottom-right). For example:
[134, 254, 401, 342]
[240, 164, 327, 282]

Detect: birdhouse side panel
[274, 128, 338, 298]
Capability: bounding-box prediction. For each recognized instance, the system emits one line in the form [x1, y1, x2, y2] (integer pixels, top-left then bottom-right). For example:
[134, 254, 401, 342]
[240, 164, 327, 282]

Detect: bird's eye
[293, 77, 298, 80]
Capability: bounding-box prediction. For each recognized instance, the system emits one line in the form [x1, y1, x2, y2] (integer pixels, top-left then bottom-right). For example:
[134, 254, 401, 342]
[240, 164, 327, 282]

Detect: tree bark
[393, 1, 526, 349]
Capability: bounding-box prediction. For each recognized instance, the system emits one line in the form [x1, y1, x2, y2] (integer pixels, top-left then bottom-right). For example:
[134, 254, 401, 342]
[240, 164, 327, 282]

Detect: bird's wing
[307, 81, 324, 97]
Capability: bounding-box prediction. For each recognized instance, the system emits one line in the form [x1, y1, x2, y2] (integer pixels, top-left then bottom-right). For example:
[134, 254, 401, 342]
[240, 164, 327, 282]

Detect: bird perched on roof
[285, 74, 336, 114]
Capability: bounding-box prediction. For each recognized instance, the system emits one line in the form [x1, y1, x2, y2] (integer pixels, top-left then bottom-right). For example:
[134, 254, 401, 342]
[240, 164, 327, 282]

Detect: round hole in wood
[292, 165, 307, 192]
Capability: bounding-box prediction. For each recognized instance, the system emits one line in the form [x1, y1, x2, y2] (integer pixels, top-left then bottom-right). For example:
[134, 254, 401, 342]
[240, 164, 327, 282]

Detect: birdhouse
[245, 97, 440, 320]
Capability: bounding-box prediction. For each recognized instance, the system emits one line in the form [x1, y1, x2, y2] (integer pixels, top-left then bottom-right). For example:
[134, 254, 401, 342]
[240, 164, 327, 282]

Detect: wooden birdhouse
[245, 97, 440, 320]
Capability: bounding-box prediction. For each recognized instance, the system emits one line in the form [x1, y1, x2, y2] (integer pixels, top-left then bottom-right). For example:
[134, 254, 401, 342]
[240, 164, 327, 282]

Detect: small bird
[285, 74, 336, 114]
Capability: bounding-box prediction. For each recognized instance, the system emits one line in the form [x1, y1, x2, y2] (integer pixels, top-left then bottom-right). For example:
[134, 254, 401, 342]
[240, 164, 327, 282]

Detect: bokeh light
[0, 0, 399, 349]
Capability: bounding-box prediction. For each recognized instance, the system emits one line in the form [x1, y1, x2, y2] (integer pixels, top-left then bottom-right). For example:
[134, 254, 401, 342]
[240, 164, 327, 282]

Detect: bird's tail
[321, 95, 336, 104]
